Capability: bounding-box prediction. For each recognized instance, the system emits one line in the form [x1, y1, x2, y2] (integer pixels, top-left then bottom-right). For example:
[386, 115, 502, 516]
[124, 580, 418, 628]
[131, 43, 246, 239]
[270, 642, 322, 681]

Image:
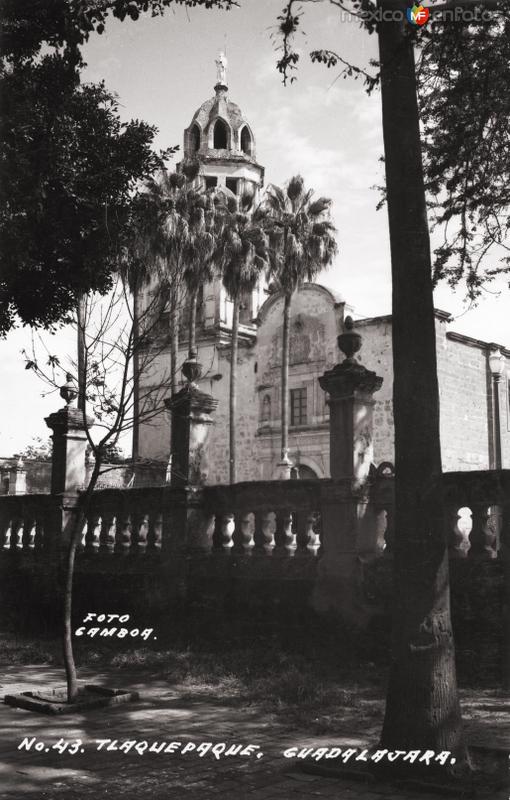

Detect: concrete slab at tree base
[302, 745, 509, 797]
[4, 684, 140, 714]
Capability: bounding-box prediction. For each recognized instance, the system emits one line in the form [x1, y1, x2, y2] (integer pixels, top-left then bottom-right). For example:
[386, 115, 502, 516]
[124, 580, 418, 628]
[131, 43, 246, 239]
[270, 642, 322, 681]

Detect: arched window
[190, 124, 200, 152]
[240, 126, 253, 156]
[213, 119, 228, 149]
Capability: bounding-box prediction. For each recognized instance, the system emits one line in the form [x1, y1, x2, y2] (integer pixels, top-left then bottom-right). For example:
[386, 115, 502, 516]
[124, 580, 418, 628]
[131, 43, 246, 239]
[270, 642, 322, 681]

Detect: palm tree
[181, 189, 216, 358]
[117, 190, 162, 460]
[144, 169, 191, 395]
[264, 175, 337, 474]
[216, 190, 268, 483]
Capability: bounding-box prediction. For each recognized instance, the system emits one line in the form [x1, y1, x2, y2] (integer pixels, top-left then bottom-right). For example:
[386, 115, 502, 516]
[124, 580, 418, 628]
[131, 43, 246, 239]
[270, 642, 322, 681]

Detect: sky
[0, 0, 508, 455]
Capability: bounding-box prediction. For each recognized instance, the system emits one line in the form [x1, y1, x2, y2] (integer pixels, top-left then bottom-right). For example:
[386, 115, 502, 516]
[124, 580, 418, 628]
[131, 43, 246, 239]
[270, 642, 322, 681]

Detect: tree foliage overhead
[272, 0, 510, 298]
[0, 55, 173, 334]
[0, 0, 233, 335]
[0, 0, 236, 65]
[417, 9, 510, 297]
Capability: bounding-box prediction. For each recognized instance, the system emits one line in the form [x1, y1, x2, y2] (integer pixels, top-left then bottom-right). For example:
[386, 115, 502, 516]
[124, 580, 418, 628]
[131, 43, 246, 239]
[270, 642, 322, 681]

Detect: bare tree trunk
[77, 293, 86, 411]
[229, 295, 240, 484]
[188, 288, 198, 357]
[280, 292, 292, 461]
[131, 287, 140, 461]
[170, 284, 179, 395]
[63, 460, 101, 702]
[378, 2, 466, 759]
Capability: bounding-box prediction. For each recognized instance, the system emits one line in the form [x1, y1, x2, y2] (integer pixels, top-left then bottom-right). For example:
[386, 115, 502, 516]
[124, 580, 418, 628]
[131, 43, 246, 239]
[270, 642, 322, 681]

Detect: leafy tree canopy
[0, 0, 236, 66]
[0, 54, 174, 334]
[273, 1, 510, 299]
[0, 0, 233, 335]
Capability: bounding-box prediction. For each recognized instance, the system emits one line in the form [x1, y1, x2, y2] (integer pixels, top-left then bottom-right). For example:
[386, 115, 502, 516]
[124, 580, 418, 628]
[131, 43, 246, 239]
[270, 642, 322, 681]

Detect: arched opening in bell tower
[240, 126, 253, 156]
[190, 124, 201, 153]
[213, 119, 229, 149]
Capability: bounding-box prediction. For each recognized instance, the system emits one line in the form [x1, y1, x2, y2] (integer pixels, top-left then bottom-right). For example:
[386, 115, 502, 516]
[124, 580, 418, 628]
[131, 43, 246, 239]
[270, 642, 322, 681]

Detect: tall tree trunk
[378, 2, 465, 759]
[188, 287, 198, 357]
[229, 295, 240, 484]
[280, 292, 292, 462]
[131, 287, 140, 461]
[170, 284, 179, 395]
[77, 292, 86, 411]
[63, 459, 101, 702]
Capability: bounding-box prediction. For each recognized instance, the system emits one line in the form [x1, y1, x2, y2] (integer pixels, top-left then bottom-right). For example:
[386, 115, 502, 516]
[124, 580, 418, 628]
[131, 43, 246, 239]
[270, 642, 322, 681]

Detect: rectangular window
[225, 177, 238, 194]
[290, 388, 307, 426]
[204, 176, 218, 189]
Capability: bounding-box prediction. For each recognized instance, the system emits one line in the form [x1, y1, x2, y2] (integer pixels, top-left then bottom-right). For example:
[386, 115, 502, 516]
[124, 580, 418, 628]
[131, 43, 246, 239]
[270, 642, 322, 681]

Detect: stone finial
[337, 316, 362, 362]
[182, 349, 203, 386]
[60, 373, 78, 407]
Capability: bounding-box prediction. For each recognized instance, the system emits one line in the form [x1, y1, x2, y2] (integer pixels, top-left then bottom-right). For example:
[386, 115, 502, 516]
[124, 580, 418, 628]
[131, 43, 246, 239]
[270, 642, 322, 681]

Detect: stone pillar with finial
[164, 351, 218, 560]
[45, 374, 94, 495]
[319, 316, 383, 486]
[165, 350, 218, 489]
[43, 374, 94, 562]
[313, 316, 383, 622]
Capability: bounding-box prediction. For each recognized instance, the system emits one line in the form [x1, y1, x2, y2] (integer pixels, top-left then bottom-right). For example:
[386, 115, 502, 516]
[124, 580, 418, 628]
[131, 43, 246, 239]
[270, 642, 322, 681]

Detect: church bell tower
[177, 53, 266, 340]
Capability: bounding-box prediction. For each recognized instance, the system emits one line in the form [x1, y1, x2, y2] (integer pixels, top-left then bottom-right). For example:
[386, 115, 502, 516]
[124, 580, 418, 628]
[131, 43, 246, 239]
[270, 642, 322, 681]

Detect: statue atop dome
[215, 51, 227, 86]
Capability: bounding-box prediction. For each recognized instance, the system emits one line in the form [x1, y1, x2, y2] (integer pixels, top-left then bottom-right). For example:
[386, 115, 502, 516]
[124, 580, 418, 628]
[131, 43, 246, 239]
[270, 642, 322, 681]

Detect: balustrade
[0, 495, 51, 554]
[442, 470, 510, 560]
[1, 471, 508, 568]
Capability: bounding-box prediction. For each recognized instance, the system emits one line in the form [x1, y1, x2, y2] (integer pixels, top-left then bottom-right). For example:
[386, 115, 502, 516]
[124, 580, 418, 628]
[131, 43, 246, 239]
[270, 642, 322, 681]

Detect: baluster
[34, 518, 44, 552]
[275, 510, 296, 556]
[135, 512, 149, 556]
[234, 511, 254, 555]
[148, 512, 163, 553]
[99, 514, 116, 555]
[306, 511, 321, 556]
[84, 513, 101, 554]
[218, 513, 235, 554]
[3, 519, 12, 550]
[447, 504, 468, 558]
[14, 519, 24, 550]
[253, 510, 274, 555]
[469, 504, 497, 559]
[116, 513, 132, 556]
[294, 510, 307, 555]
[25, 517, 36, 550]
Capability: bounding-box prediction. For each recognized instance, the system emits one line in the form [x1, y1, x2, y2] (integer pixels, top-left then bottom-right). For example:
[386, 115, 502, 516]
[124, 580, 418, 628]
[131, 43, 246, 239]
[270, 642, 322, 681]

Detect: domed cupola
[181, 53, 264, 198]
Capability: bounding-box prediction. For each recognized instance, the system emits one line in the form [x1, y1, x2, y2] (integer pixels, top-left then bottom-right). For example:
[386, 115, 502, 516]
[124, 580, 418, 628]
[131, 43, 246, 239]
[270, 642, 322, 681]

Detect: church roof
[189, 90, 251, 136]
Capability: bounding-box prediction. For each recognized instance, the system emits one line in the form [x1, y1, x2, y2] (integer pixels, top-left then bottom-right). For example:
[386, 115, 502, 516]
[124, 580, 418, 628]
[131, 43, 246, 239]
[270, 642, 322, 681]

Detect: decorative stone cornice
[45, 405, 94, 433]
[165, 384, 218, 416]
[319, 359, 383, 398]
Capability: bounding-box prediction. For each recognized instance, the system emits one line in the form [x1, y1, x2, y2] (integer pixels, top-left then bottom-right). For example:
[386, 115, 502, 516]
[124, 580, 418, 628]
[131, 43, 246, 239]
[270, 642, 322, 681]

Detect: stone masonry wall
[137, 283, 510, 481]
[355, 314, 510, 471]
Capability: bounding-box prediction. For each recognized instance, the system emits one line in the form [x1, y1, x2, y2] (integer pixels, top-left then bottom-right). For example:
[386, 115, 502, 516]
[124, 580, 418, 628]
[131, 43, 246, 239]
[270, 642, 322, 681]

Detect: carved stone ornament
[182, 349, 203, 385]
[59, 373, 78, 406]
[337, 316, 362, 362]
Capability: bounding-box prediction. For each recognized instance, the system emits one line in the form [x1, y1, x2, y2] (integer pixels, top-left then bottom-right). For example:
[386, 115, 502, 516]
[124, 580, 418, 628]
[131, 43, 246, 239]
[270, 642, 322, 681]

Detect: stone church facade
[136, 60, 510, 484]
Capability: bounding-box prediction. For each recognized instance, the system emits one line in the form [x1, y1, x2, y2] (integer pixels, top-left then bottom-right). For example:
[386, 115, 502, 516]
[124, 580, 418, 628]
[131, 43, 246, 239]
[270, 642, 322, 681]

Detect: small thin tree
[24, 277, 176, 702]
[264, 175, 337, 472]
